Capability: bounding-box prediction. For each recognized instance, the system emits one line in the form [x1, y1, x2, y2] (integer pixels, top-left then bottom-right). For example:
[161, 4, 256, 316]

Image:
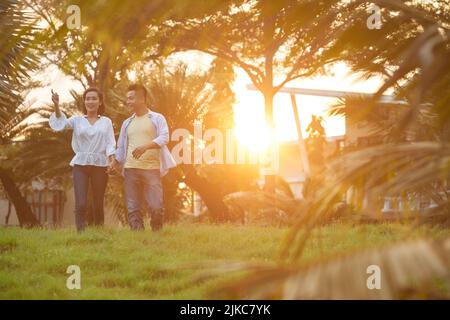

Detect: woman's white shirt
[49, 112, 116, 167]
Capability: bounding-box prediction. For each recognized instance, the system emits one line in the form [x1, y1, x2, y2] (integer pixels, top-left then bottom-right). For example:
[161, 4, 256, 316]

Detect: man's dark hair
[127, 83, 147, 101]
[82, 87, 105, 115]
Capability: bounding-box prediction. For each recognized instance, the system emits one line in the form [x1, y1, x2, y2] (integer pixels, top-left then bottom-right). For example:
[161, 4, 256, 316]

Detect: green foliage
[0, 0, 39, 137]
[281, 0, 450, 262]
[163, 0, 351, 97]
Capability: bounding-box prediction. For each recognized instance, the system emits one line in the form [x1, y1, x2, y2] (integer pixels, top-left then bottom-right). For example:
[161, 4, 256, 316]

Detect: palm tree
[188, 0, 450, 299]
[163, 0, 364, 192]
[0, 0, 40, 227]
[278, 0, 450, 260]
[272, 0, 450, 259]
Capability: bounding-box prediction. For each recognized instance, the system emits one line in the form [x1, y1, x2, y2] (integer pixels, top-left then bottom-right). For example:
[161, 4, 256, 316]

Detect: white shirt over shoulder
[49, 112, 116, 167]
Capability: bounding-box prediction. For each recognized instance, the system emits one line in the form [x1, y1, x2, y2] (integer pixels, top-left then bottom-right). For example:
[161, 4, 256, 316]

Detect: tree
[27, 0, 228, 102]
[201, 0, 450, 299]
[281, 0, 450, 258]
[329, 0, 450, 126]
[161, 0, 362, 191]
[0, 0, 40, 227]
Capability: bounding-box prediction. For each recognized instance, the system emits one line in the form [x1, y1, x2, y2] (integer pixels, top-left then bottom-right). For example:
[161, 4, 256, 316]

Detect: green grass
[0, 222, 448, 299]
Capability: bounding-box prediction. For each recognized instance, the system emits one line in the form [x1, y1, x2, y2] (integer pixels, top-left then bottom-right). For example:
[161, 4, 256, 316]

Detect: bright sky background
[25, 51, 387, 147]
[232, 62, 386, 149]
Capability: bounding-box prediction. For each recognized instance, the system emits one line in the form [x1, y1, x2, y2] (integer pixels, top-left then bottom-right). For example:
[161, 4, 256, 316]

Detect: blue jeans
[124, 168, 164, 231]
[72, 165, 108, 232]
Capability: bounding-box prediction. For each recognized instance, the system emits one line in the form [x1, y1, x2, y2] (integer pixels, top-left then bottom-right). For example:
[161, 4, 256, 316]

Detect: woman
[49, 87, 116, 232]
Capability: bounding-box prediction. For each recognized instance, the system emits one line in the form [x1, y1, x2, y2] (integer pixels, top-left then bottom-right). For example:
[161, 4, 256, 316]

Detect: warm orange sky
[232, 62, 387, 149]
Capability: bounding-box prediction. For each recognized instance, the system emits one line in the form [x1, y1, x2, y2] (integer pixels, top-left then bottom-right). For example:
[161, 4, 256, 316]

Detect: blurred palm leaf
[281, 142, 450, 261]
[0, 0, 38, 120]
[278, 0, 450, 259]
[205, 236, 450, 299]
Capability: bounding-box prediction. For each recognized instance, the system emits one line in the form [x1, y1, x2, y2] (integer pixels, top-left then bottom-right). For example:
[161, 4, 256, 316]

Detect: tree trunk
[262, 7, 276, 194]
[263, 90, 276, 193]
[5, 199, 11, 225]
[0, 168, 40, 227]
[184, 168, 229, 222]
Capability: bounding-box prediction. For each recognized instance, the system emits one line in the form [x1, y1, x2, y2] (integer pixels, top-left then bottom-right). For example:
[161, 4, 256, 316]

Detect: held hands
[107, 144, 152, 175]
[107, 158, 120, 175]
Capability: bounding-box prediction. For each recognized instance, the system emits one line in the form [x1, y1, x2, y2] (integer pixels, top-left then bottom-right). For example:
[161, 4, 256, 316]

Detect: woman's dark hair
[82, 87, 105, 115]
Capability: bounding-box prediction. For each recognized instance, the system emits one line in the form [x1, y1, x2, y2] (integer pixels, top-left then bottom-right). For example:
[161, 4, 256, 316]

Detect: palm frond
[201, 236, 450, 299]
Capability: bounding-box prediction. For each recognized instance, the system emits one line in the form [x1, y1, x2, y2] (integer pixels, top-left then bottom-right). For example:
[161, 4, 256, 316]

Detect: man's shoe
[128, 211, 145, 231]
[150, 208, 164, 231]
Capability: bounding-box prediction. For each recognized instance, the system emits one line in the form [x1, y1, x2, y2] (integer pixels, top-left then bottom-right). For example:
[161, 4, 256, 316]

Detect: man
[115, 84, 176, 231]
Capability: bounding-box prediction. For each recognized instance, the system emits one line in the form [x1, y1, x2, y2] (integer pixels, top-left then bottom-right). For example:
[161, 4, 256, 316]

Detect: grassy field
[0, 222, 449, 299]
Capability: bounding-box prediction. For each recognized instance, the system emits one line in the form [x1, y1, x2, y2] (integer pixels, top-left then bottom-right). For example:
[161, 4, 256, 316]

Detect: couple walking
[49, 84, 176, 232]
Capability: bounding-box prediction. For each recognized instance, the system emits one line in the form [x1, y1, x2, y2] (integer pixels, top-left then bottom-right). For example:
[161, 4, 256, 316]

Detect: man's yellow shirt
[124, 114, 160, 170]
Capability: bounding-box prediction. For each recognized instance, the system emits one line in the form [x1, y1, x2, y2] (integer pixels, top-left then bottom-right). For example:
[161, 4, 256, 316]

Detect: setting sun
[231, 62, 388, 149]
